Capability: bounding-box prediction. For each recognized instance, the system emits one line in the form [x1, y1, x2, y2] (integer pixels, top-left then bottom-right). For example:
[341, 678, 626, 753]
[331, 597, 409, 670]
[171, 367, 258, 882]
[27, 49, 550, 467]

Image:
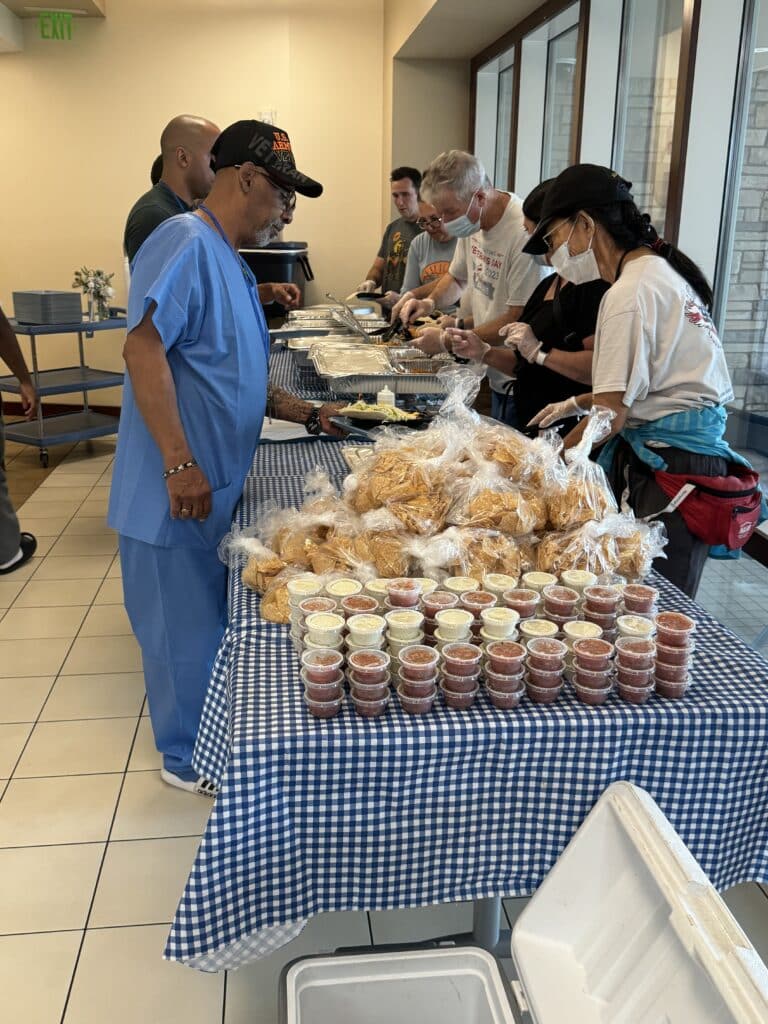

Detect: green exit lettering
[38, 11, 73, 40]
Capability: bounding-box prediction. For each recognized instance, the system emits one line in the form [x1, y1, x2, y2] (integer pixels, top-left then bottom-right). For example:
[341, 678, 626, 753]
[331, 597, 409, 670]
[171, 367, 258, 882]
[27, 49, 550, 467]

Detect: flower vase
[97, 299, 110, 321]
[87, 294, 97, 323]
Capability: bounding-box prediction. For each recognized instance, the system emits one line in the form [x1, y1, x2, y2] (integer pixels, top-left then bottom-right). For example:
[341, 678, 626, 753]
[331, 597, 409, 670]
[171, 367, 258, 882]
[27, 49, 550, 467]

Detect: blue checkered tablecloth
[269, 344, 335, 401]
[165, 440, 768, 972]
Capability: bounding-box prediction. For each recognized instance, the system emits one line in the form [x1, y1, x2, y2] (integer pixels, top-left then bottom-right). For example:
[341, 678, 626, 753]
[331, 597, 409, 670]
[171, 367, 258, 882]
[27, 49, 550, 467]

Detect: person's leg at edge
[0, 410, 23, 566]
[119, 535, 228, 780]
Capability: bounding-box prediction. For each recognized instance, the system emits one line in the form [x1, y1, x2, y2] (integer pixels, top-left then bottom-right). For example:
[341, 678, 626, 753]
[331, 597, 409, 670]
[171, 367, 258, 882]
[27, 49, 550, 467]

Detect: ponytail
[583, 203, 714, 312]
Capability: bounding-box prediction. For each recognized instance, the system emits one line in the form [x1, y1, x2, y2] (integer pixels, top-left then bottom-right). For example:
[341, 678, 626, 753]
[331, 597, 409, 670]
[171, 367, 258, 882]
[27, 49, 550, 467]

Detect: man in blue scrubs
[109, 120, 324, 795]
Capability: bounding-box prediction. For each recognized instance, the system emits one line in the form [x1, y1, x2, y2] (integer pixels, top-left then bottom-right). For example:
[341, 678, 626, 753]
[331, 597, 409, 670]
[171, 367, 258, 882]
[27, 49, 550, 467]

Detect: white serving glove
[397, 296, 435, 326]
[527, 396, 590, 429]
[443, 329, 490, 362]
[356, 279, 379, 294]
[499, 322, 542, 363]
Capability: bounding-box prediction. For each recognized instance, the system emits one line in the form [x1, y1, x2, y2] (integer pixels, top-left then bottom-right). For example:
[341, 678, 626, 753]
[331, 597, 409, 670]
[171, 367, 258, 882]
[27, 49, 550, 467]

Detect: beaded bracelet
[162, 459, 198, 480]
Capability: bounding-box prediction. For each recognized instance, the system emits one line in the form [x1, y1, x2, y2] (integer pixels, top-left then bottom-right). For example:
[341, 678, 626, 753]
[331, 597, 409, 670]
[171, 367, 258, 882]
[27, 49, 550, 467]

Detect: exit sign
[38, 11, 73, 40]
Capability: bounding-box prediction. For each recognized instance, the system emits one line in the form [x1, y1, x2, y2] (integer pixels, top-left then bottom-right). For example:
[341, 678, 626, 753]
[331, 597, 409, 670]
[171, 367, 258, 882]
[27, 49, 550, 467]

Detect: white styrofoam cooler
[280, 783, 768, 1023]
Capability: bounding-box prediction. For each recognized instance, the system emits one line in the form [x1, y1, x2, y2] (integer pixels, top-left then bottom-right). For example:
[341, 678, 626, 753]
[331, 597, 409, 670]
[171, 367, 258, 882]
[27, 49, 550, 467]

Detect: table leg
[30, 333, 45, 446]
[78, 331, 90, 413]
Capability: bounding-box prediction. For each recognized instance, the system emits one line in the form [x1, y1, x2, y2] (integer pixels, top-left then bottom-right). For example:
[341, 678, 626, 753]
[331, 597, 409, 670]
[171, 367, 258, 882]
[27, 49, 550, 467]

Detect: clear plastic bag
[448, 456, 548, 536]
[546, 407, 618, 530]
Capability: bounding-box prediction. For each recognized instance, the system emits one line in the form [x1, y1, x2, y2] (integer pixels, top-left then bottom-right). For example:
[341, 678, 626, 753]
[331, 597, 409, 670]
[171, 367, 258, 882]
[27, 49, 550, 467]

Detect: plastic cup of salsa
[301, 649, 345, 684]
[583, 585, 621, 614]
[351, 693, 391, 718]
[526, 680, 563, 704]
[460, 591, 498, 617]
[340, 594, 380, 618]
[655, 640, 694, 667]
[542, 584, 580, 617]
[655, 659, 690, 684]
[574, 664, 613, 690]
[617, 681, 655, 705]
[301, 670, 344, 702]
[486, 685, 524, 710]
[583, 607, 618, 630]
[483, 664, 524, 693]
[399, 644, 440, 681]
[442, 669, 481, 693]
[397, 685, 436, 715]
[525, 662, 564, 688]
[441, 642, 483, 677]
[655, 675, 690, 700]
[655, 611, 696, 648]
[486, 640, 526, 676]
[347, 649, 391, 684]
[573, 681, 612, 706]
[348, 675, 391, 701]
[502, 589, 540, 618]
[572, 638, 614, 672]
[298, 597, 338, 620]
[526, 637, 568, 672]
[622, 584, 659, 614]
[615, 637, 656, 670]
[440, 683, 479, 710]
[422, 618, 437, 637]
[396, 670, 438, 698]
[616, 663, 654, 688]
[303, 693, 344, 718]
[387, 578, 423, 608]
[422, 591, 459, 617]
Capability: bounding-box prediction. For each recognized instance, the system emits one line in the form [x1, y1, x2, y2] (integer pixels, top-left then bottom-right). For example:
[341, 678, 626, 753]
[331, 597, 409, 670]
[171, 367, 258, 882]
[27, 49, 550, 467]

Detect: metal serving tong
[325, 293, 372, 341]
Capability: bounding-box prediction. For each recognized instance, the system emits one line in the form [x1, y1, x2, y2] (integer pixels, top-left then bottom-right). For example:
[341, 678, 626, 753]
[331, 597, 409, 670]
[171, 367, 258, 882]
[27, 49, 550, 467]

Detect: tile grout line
[3, 458, 120, 790]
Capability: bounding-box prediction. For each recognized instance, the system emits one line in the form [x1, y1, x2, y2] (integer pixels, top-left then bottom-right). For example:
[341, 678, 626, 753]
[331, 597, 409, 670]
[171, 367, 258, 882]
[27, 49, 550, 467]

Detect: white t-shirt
[592, 254, 733, 426]
[449, 193, 546, 394]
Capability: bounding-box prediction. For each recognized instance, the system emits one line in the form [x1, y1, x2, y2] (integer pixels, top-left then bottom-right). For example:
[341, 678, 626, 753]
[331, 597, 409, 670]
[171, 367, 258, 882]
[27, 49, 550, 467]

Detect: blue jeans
[491, 389, 518, 429]
[119, 536, 228, 779]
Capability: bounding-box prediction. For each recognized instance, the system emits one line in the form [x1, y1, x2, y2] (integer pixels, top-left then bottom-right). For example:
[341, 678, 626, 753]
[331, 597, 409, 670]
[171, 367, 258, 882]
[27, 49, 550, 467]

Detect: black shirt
[123, 182, 190, 262]
[513, 273, 610, 432]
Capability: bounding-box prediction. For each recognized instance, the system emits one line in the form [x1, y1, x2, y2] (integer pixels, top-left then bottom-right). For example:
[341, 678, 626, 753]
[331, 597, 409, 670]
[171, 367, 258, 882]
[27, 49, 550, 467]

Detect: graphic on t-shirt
[684, 295, 721, 347]
[386, 230, 408, 276]
[421, 260, 450, 284]
[471, 241, 504, 301]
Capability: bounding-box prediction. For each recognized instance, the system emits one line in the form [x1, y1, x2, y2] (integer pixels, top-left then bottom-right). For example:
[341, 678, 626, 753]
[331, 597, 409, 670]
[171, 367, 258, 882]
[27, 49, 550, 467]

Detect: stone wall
[618, 76, 678, 231]
[721, 66, 768, 417]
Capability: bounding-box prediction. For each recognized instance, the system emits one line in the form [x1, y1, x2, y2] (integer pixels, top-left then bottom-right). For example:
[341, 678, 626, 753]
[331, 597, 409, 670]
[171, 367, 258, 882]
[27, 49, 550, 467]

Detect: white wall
[579, 0, 622, 165]
[515, 37, 547, 197]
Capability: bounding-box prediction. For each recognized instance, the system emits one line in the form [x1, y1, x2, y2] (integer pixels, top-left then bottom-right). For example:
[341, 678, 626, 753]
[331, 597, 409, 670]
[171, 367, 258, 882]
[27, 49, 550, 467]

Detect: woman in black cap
[521, 164, 750, 598]
[449, 180, 609, 435]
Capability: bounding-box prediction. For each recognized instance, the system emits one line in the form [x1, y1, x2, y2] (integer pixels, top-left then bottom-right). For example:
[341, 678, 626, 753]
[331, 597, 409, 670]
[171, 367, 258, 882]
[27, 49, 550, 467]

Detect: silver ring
[181, 507, 192, 516]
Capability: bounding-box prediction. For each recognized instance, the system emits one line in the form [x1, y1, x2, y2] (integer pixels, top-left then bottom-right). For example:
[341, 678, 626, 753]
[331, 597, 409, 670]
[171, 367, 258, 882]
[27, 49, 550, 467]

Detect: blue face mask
[443, 192, 481, 238]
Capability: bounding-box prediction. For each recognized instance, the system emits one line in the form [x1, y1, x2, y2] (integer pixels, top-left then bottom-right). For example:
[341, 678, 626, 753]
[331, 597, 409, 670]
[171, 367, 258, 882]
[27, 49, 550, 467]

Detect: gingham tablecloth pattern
[165, 441, 768, 972]
[269, 344, 335, 401]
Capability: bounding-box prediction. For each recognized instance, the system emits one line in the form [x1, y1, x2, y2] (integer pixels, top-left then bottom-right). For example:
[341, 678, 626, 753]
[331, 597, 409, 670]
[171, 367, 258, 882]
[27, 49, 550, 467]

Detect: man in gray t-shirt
[357, 167, 421, 303]
[401, 199, 458, 310]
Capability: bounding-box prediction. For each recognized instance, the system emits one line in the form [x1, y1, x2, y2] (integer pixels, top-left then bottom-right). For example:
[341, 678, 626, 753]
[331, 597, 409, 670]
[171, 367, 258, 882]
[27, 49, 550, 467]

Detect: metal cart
[0, 314, 126, 466]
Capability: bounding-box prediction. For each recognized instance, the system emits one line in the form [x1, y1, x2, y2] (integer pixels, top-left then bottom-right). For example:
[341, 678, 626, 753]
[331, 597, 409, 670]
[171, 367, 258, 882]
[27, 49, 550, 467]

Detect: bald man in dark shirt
[124, 115, 220, 262]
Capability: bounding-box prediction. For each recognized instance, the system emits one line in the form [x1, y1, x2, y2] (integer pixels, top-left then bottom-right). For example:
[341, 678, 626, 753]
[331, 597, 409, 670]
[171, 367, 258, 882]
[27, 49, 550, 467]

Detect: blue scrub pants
[119, 536, 228, 780]
[491, 388, 519, 429]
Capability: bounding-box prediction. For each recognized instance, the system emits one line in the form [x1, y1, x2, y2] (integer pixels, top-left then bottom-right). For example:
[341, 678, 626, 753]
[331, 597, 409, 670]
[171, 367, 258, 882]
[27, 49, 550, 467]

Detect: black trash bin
[239, 241, 313, 313]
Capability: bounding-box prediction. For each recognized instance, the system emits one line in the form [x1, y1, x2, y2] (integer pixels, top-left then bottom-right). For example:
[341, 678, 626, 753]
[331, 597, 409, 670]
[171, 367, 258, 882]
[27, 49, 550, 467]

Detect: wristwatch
[305, 407, 323, 436]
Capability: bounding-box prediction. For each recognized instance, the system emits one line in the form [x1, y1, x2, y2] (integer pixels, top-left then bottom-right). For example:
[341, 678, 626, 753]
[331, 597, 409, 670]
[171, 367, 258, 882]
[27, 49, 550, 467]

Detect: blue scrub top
[108, 214, 269, 549]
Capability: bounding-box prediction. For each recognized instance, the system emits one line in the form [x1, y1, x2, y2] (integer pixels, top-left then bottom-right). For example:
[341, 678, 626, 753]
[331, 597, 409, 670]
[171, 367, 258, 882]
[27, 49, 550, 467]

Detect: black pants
[608, 441, 729, 600]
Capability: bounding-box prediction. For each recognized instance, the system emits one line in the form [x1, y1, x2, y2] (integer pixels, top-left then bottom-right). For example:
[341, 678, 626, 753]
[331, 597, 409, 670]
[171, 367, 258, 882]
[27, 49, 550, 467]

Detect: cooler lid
[511, 782, 768, 1023]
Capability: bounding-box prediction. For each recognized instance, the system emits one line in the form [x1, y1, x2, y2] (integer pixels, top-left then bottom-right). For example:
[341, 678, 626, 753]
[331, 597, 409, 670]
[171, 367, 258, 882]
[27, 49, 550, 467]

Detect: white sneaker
[160, 768, 218, 798]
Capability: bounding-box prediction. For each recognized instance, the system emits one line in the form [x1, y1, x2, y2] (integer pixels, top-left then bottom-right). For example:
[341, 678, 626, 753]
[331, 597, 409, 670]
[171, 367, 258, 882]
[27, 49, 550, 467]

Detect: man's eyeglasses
[416, 215, 443, 229]
[239, 165, 297, 212]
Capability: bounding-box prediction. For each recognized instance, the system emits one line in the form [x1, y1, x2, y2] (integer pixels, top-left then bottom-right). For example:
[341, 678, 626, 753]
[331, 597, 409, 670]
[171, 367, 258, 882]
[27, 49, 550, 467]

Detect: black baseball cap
[522, 178, 554, 224]
[522, 164, 634, 255]
[211, 119, 323, 198]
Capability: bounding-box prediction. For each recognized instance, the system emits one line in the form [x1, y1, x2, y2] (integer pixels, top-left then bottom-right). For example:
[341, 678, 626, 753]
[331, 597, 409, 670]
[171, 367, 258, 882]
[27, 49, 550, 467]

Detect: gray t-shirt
[378, 217, 421, 294]
[401, 232, 458, 295]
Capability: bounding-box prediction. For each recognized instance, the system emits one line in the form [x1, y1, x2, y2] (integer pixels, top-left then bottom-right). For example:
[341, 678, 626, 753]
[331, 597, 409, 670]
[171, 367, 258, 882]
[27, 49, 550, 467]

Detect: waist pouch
[651, 464, 762, 549]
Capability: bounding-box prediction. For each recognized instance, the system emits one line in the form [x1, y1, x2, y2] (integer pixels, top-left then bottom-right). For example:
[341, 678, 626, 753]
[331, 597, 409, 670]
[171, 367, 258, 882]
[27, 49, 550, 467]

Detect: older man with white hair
[394, 151, 545, 425]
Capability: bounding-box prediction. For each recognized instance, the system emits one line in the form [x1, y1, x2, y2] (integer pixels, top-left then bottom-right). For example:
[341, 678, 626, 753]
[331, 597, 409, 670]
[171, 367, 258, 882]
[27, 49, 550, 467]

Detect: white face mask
[443, 192, 481, 238]
[550, 221, 601, 285]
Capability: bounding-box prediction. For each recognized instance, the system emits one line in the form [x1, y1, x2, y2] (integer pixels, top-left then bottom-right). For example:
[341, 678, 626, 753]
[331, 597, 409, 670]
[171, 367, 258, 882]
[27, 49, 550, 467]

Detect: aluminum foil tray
[311, 346, 393, 378]
[325, 373, 450, 396]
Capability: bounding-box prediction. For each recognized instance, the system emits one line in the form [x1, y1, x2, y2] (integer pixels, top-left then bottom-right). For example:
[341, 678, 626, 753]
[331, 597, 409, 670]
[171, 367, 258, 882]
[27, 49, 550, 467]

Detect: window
[612, 0, 685, 234]
[715, 0, 768, 474]
[541, 20, 579, 178]
[474, 48, 515, 187]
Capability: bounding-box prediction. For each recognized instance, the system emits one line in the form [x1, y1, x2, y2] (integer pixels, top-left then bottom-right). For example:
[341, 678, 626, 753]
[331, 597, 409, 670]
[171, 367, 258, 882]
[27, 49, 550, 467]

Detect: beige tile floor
[2, 437, 768, 1023]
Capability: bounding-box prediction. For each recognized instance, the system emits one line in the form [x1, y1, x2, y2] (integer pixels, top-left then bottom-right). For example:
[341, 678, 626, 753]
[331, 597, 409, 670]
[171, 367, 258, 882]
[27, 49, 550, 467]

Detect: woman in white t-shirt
[522, 164, 747, 598]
